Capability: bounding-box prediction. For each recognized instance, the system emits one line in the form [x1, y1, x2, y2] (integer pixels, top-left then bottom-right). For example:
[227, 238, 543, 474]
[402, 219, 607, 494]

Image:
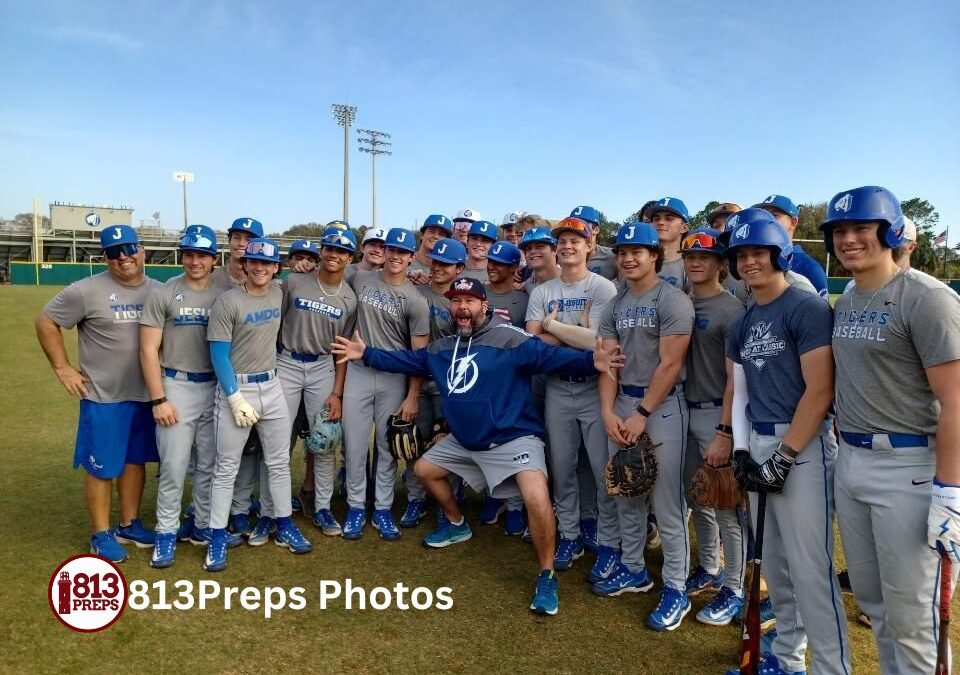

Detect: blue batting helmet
[614, 221, 659, 250]
[723, 208, 793, 279]
[229, 217, 264, 237]
[422, 214, 453, 235]
[487, 241, 522, 266]
[569, 205, 601, 226]
[428, 238, 467, 265]
[288, 238, 320, 259]
[520, 227, 556, 249]
[242, 237, 281, 263]
[649, 197, 690, 223]
[819, 186, 905, 255]
[385, 227, 416, 253]
[680, 227, 724, 256]
[179, 225, 218, 255]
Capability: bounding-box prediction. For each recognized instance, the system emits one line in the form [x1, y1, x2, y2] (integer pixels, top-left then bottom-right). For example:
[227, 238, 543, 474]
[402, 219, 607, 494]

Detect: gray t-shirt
[723, 276, 750, 304]
[43, 272, 162, 402]
[462, 266, 489, 284]
[417, 285, 454, 342]
[588, 245, 617, 281]
[486, 287, 529, 328]
[727, 285, 833, 424]
[526, 271, 618, 330]
[140, 274, 220, 373]
[658, 257, 692, 293]
[280, 272, 357, 355]
[207, 285, 282, 374]
[598, 280, 695, 388]
[408, 257, 431, 278]
[832, 269, 960, 436]
[351, 269, 430, 350]
[209, 266, 243, 293]
[684, 290, 745, 402]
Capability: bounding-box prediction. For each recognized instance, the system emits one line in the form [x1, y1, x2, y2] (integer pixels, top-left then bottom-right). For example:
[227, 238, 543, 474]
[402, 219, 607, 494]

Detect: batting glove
[733, 449, 762, 493]
[928, 479, 960, 563]
[747, 443, 798, 494]
[227, 392, 260, 428]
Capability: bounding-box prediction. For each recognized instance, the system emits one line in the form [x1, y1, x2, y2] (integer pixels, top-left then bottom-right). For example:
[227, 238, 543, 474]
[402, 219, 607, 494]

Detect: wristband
[635, 404, 651, 418]
[716, 423, 733, 434]
[150, 397, 168, 407]
[933, 479, 960, 507]
[777, 442, 800, 459]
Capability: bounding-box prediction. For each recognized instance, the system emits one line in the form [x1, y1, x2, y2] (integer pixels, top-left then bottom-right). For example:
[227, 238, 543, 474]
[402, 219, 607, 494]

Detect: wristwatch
[150, 397, 168, 407]
[635, 403, 651, 418]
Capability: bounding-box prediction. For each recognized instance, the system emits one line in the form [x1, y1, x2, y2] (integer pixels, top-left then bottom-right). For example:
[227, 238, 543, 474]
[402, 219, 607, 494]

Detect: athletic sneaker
[275, 522, 313, 554]
[591, 564, 654, 596]
[115, 518, 155, 548]
[587, 546, 622, 584]
[529, 569, 559, 616]
[291, 495, 303, 513]
[579, 518, 599, 552]
[645, 519, 661, 550]
[553, 537, 585, 571]
[312, 509, 342, 536]
[724, 653, 805, 675]
[248, 496, 261, 518]
[685, 565, 724, 596]
[90, 530, 127, 563]
[248, 517, 276, 546]
[229, 513, 252, 537]
[504, 509, 525, 536]
[189, 526, 243, 548]
[521, 525, 532, 544]
[422, 519, 473, 548]
[342, 507, 366, 541]
[479, 496, 505, 524]
[204, 529, 229, 572]
[298, 488, 316, 519]
[696, 586, 744, 626]
[760, 597, 776, 630]
[646, 587, 691, 631]
[151, 532, 177, 569]
[177, 507, 195, 542]
[399, 499, 428, 528]
[372, 509, 401, 541]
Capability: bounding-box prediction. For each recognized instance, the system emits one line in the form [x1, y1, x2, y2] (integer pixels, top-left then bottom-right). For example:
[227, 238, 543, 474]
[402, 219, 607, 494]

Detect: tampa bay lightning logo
[446, 352, 479, 394]
[834, 194, 853, 213]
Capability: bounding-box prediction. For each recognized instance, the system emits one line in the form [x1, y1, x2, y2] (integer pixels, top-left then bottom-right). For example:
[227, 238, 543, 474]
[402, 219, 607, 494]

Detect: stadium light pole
[357, 129, 392, 229]
[331, 104, 358, 222]
[173, 171, 194, 231]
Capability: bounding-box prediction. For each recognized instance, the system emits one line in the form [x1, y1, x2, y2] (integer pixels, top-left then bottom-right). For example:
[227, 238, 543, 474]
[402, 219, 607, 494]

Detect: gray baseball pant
[209, 376, 293, 529]
[747, 422, 850, 675]
[154, 376, 216, 533]
[611, 391, 689, 590]
[544, 376, 619, 547]
[231, 437, 260, 516]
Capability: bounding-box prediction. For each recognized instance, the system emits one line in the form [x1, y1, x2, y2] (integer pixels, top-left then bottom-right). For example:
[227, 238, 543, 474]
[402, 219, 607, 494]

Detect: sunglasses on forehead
[247, 241, 277, 257]
[682, 232, 720, 251]
[104, 243, 140, 259]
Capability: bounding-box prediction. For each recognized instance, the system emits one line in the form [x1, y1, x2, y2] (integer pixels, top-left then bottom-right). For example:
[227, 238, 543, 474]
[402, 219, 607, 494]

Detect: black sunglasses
[104, 243, 140, 260]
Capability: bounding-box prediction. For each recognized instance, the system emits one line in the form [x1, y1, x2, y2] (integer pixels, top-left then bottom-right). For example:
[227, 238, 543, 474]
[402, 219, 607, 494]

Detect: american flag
[934, 229, 948, 246]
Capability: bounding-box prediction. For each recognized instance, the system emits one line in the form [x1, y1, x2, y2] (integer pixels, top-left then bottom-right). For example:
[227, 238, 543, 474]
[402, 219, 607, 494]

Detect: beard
[455, 310, 483, 337]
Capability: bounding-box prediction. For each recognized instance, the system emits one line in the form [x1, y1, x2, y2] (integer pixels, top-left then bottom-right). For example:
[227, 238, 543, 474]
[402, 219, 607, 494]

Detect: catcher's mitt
[689, 461, 742, 510]
[387, 413, 423, 462]
[423, 417, 449, 452]
[305, 406, 342, 455]
[605, 432, 659, 498]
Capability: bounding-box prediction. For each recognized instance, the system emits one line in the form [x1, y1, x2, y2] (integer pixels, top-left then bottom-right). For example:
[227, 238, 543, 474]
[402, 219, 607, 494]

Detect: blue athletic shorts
[74, 400, 160, 479]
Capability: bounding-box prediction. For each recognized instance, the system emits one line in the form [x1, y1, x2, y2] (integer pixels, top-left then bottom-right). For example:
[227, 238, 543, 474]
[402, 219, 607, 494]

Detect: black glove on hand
[733, 449, 761, 493]
[747, 443, 797, 494]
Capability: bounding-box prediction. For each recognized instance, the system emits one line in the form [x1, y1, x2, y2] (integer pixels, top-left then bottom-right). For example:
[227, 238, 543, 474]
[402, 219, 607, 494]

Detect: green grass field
[0, 284, 946, 674]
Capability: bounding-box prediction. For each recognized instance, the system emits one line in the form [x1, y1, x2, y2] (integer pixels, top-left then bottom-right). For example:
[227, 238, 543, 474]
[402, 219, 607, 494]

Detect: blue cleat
[189, 526, 243, 548]
[399, 499, 428, 528]
[115, 518, 155, 548]
[248, 496, 261, 518]
[696, 586, 744, 626]
[761, 627, 778, 656]
[479, 495, 505, 524]
[177, 506, 195, 542]
[760, 596, 776, 629]
[580, 518, 599, 552]
[646, 587, 691, 631]
[229, 512, 252, 537]
[203, 529, 229, 572]
[312, 509, 342, 536]
[591, 563, 654, 596]
[587, 546, 622, 584]
[530, 569, 559, 616]
[151, 532, 177, 568]
[685, 565, 724, 596]
[372, 509, 401, 541]
[90, 529, 127, 563]
[553, 537, 585, 571]
[291, 495, 303, 514]
[275, 522, 313, 554]
[422, 519, 472, 548]
[504, 509, 525, 536]
[724, 653, 804, 675]
[342, 507, 366, 541]
[248, 517, 276, 546]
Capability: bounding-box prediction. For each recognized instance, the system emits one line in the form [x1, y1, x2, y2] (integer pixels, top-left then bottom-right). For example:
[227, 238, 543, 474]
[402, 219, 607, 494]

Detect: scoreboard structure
[49, 202, 133, 232]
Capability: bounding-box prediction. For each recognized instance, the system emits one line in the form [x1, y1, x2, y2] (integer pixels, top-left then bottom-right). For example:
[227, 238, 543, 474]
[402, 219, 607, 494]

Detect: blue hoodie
[363, 315, 596, 451]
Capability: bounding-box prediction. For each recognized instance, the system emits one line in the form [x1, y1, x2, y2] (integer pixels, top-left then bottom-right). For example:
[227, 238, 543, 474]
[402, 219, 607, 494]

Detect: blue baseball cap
[241, 237, 281, 263]
[428, 238, 467, 265]
[520, 227, 557, 249]
[754, 195, 799, 219]
[468, 220, 497, 241]
[385, 227, 416, 253]
[326, 220, 349, 231]
[649, 197, 690, 223]
[421, 214, 453, 235]
[444, 276, 487, 301]
[487, 241, 522, 266]
[321, 230, 357, 254]
[289, 238, 320, 259]
[613, 222, 659, 251]
[100, 224, 139, 249]
[179, 225, 218, 255]
[569, 205, 600, 226]
[229, 217, 264, 237]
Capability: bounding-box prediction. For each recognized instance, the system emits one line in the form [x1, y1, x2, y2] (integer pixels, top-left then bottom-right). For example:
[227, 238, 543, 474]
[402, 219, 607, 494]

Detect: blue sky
[1, 0, 957, 239]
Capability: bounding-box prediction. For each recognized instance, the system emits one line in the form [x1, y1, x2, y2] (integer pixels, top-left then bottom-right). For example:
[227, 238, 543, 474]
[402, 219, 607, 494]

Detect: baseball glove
[605, 432, 659, 498]
[305, 406, 342, 455]
[387, 413, 423, 462]
[423, 417, 449, 452]
[689, 461, 743, 510]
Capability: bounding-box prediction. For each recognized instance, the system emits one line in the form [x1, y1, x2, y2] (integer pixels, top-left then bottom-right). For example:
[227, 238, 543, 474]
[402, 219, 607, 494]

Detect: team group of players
[35, 187, 959, 675]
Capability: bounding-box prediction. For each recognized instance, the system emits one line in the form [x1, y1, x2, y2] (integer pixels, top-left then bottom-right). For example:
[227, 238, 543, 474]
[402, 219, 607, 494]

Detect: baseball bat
[739, 491, 767, 675]
[936, 547, 952, 675]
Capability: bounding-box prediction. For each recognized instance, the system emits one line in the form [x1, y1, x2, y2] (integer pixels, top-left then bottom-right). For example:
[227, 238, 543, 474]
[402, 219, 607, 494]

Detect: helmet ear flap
[776, 243, 794, 272]
[881, 219, 906, 249]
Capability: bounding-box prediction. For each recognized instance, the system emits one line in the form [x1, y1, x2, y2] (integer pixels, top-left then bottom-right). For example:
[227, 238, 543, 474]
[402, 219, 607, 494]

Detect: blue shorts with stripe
[74, 400, 160, 479]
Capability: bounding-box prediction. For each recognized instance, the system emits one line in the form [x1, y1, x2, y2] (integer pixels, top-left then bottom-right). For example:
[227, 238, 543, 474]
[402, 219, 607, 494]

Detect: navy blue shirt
[726, 285, 833, 423]
[791, 246, 829, 299]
